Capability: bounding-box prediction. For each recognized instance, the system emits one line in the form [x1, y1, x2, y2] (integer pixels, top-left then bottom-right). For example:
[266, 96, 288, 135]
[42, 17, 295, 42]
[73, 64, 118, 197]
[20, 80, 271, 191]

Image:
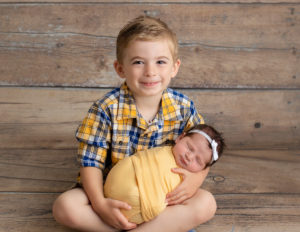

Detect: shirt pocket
[111, 135, 132, 162]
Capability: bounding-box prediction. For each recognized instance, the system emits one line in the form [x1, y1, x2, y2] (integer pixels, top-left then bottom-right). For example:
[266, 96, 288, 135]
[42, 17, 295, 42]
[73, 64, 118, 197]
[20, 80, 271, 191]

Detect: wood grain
[0, 149, 78, 192]
[1, 1, 299, 231]
[2, 4, 298, 48]
[197, 194, 300, 232]
[0, 193, 74, 232]
[1, 0, 299, 3]
[1, 149, 299, 193]
[1, 4, 299, 88]
[0, 33, 298, 88]
[0, 88, 299, 149]
[0, 192, 299, 232]
[204, 149, 300, 194]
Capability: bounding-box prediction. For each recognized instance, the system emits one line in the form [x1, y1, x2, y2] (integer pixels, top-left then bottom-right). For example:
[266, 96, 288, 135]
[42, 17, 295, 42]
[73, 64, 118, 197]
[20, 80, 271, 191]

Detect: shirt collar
[117, 83, 183, 122]
[117, 82, 137, 120]
[160, 88, 183, 121]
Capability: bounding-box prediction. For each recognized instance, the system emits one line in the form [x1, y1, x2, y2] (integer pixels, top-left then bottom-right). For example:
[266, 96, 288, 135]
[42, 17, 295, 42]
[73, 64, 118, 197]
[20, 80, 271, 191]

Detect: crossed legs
[52, 188, 216, 232]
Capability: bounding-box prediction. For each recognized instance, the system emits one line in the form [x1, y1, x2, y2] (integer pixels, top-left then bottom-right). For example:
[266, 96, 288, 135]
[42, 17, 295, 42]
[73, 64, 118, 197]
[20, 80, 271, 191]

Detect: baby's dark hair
[185, 124, 225, 166]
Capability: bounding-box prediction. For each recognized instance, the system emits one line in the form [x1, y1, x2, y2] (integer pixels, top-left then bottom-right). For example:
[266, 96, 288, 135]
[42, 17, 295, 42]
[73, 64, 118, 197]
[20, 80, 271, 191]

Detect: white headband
[188, 130, 219, 164]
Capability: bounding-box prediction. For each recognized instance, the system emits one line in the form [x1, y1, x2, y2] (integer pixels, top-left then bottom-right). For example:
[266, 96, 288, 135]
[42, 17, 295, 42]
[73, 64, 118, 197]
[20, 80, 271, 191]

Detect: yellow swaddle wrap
[104, 146, 181, 224]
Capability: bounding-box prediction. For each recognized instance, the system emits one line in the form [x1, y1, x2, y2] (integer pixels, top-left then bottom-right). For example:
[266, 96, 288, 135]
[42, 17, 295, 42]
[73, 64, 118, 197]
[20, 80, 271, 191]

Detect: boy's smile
[114, 39, 180, 100]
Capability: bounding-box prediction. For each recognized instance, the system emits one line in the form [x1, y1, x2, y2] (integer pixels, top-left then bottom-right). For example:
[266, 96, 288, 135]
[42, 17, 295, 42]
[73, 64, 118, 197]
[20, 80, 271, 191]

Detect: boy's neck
[134, 94, 162, 123]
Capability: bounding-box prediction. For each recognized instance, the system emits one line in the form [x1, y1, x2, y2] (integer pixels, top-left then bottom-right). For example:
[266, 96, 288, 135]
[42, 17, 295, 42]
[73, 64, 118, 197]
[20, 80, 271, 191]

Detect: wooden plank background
[0, 88, 299, 149]
[1, 4, 299, 88]
[0, 1, 299, 232]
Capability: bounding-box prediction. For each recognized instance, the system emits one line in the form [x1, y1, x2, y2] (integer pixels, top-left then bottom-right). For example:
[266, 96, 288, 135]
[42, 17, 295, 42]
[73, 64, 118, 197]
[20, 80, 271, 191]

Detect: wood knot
[56, 42, 64, 48]
[213, 175, 225, 182]
[254, 122, 261, 128]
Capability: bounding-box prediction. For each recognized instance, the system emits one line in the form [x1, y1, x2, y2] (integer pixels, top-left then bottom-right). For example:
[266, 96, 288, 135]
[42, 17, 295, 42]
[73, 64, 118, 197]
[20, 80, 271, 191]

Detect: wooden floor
[1, 88, 299, 232]
[1, 149, 300, 232]
[1, 0, 300, 231]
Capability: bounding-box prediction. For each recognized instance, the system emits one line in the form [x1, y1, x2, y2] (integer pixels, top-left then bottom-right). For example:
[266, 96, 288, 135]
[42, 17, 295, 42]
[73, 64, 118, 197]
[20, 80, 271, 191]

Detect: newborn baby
[104, 124, 225, 224]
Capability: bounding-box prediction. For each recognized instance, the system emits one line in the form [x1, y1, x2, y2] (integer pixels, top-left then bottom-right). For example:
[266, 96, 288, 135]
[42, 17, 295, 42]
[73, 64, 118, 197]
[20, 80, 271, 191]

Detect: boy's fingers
[171, 167, 187, 176]
[166, 184, 183, 199]
[116, 212, 137, 230]
[166, 191, 178, 201]
[167, 193, 188, 205]
[166, 190, 186, 203]
[108, 200, 136, 229]
[121, 221, 137, 230]
[168, 192, 185, 202]
[113, 199, 132, 210]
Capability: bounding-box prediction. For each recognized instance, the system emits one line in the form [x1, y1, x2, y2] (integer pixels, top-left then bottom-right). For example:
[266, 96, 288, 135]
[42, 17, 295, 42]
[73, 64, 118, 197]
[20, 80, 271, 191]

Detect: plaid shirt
[76, 82, 204, 174]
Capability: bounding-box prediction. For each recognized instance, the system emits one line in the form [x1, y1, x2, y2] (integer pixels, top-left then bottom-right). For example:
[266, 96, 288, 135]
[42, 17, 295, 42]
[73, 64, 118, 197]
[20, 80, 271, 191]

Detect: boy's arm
[165, 167, 209, 205]
[80, 167, 137, 230]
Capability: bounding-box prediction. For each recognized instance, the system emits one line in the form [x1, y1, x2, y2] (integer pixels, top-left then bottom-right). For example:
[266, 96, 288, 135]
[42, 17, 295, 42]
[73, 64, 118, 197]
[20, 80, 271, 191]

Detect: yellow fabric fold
[104, 146, 181, 224]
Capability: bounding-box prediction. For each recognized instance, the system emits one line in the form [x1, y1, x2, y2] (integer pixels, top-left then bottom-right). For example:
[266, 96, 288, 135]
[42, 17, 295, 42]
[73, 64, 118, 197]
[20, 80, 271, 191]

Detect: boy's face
[114, 39, 180, 99]
[172, 133, 212, 172]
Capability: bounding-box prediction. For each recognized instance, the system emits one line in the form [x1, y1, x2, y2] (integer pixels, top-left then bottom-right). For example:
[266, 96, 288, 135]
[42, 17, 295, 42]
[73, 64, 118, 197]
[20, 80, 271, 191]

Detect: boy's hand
[95, 198, 137, 230]
[165, 167, 209, 205]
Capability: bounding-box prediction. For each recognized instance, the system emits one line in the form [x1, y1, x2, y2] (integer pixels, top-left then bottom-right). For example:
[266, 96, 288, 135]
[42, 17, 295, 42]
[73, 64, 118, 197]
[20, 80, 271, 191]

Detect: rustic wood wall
[0, 1, 299, 232]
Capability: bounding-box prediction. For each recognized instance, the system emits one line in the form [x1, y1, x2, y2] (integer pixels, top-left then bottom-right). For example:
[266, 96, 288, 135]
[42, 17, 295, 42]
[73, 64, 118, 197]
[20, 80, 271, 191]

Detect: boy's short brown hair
[116, 15, 178, 63]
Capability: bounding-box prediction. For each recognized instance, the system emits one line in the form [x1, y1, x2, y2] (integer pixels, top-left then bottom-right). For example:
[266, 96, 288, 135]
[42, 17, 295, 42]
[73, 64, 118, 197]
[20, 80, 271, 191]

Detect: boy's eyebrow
[156, 56, 170, 60]
[129, 56, 170, 62]
[130, 56, 143, 62]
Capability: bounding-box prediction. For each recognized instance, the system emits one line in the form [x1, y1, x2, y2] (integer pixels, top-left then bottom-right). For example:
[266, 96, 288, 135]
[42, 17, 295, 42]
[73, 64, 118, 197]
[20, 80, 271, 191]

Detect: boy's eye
[157, 60, 167, 64]
[132, 60, 143, 65]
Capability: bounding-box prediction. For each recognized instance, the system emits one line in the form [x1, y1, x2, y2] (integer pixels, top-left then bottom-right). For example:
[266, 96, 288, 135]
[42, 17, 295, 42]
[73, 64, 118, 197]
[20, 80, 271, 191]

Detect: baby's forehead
[187, 132, 210, 145]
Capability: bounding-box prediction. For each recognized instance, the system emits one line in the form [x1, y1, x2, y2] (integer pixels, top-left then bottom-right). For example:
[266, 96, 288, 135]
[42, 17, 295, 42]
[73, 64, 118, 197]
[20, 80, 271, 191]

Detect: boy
[104, 124, 225, 224]
[53, 16, 216, 232]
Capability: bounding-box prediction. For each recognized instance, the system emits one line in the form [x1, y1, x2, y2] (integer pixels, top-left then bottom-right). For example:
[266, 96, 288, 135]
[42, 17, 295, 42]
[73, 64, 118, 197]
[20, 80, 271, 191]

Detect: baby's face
[172, 133, 212, 172]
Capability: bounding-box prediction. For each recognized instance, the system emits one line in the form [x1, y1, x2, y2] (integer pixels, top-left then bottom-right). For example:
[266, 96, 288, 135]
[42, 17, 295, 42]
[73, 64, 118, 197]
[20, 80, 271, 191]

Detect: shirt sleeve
[184, 100, 205, 131]
[76, 102, 111, 170]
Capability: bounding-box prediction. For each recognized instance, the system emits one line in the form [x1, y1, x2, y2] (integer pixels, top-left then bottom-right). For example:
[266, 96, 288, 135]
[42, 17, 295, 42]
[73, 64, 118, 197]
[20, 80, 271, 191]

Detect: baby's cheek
[186, 164, 195, 172]
[191, 163, 203, 173]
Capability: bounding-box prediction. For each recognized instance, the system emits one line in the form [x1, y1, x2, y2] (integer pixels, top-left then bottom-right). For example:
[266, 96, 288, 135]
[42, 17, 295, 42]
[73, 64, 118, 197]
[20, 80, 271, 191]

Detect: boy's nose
[145, 63, 157, 77]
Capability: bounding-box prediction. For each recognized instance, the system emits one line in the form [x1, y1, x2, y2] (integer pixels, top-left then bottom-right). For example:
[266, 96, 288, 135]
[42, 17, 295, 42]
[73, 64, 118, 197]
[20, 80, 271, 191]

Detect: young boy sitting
[104, 124, 225, 224]
[53, 15, 217, 232]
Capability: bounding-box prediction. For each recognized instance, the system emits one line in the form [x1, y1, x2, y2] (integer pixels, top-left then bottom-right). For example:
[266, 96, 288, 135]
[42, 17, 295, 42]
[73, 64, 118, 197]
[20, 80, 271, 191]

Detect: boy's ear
[114, 60, 125, 78]
[171, 59, 181, 78]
